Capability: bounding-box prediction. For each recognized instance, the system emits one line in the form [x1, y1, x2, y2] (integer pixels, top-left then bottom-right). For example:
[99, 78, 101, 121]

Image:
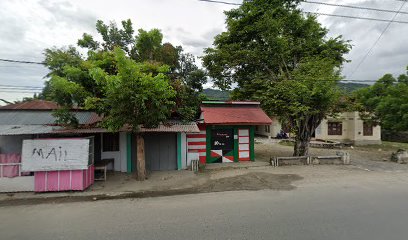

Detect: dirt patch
[197, 172, 303, 192]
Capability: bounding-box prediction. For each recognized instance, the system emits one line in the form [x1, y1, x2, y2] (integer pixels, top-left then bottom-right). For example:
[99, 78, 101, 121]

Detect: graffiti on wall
[22, 139, 90, 171]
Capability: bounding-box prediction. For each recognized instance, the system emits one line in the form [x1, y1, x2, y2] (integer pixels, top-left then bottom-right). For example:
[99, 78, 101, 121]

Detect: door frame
[206, 125, 255, 163]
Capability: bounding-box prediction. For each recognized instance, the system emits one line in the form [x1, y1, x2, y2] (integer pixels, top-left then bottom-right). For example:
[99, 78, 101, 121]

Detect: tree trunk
[294, 138, 310, 157]
[291, 114, 324, 157]
[136, 134, 146, 181]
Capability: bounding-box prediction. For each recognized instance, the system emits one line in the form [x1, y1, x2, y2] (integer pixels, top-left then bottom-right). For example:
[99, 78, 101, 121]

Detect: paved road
[1, 178, 408, 240]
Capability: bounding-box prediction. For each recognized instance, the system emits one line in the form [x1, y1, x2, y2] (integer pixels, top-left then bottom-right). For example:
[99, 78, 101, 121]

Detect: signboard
[22, 139, 90, 171]
[211, 129, 234, 150]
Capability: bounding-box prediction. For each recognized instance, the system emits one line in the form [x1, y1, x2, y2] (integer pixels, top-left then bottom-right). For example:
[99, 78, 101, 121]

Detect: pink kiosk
[21, 138, 94, 192]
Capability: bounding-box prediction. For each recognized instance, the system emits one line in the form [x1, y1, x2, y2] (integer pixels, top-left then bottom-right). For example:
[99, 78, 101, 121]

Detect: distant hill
[202, 83, 369, 100]
[202, 88, 230, 101]
[338, 82, 369, 93]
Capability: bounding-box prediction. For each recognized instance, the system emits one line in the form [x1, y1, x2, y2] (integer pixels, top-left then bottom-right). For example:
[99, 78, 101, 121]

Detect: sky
[1, 0, 408, 103]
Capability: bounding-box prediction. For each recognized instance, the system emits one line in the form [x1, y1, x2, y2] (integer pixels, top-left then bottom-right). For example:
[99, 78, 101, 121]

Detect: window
[363, 122, 373, 136]
[328, 122, 342, 135]
[102, 133, 119, 152]
[264, 125, 270, 133]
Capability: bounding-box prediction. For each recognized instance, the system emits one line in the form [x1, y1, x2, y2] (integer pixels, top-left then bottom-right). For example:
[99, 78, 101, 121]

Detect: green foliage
[42, 19, 207, 126]
[338, 83, 369, 94]
[355, 68, 408, 131]
[86, 48, 176, 131]
[262, 58, 342, 132]
[135, 28, 164, 62]
[43, 46, 83, 78]
[203, 0, 350, 95]
[47, 75, 91, 106]
[202, 0, 351, 156]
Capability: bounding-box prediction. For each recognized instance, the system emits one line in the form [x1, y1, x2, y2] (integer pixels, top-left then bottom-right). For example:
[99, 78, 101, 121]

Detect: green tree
[202, 0, 351, 156]
[355, 68, 408, 131]
[86, 48, 176, 130]
[262, 58, 343, 155]
[43, 19, 206, 123]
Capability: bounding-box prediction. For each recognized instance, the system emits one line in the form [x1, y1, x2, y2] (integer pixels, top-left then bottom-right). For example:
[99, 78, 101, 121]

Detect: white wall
[315, 112, 381, 145]
[255, 117, 283, 138]
[100, 132, 127, 172]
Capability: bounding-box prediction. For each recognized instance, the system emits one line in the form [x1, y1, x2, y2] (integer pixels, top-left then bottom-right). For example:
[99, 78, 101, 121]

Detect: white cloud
[1, 0, 407, 102]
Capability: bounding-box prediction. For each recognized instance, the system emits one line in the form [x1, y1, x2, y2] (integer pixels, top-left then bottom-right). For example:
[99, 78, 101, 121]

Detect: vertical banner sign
[21, 139, 90, 171]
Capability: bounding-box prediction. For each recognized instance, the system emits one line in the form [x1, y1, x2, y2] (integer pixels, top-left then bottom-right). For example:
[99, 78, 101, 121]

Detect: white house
[256, 112, 381, 145]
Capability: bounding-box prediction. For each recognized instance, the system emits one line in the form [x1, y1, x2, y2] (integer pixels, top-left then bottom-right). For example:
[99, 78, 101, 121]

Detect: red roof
[0, 100, 60, 110]
[201, 104, 272, 125]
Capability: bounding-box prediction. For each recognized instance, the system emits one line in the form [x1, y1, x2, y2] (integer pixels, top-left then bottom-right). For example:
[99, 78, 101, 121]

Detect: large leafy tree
[86, 48, 176, 130]
[42, 19, 206, 122]
[202, 0, 351, 156]
[355, 67, 408, 132]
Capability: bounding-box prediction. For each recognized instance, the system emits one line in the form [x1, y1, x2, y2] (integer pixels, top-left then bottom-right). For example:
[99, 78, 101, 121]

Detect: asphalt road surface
[2, 177, 408, 240]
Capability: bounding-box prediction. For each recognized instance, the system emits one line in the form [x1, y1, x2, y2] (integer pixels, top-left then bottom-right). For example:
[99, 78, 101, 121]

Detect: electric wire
[349, 1, 407, 77]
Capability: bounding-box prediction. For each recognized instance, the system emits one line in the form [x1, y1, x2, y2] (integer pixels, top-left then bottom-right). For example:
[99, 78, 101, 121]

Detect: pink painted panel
[82, 169, 87, 188]
[34, 172, 47, 192]
[46, 171, 59, 191]
[58, 171, 71, 191]
[0, 154, 21, 178]
[71, 170, 84, 190]
[34, 165, 94, 192]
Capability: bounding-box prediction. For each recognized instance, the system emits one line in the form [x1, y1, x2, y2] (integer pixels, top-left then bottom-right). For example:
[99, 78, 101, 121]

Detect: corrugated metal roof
[0, 100, 60, 110]
[201, 106, 272, 125]
[54, 121, 200, 134]
[0, 125, 62, 135]
[139, 121, 200, 133]
[0, 121, 199, 135]
[0, 111, 100, 125]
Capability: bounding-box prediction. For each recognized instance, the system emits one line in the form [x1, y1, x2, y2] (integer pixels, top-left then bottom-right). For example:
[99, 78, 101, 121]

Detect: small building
[0, 100, 199, 192]
[187, 101, 272, 164]
[315, 112, 381, 145]
[254, 116, 284, 138]
[256, 112, 381, 145]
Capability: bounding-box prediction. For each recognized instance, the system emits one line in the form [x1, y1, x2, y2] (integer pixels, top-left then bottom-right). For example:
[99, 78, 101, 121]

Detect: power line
[305, 12, 408, 24]
[0, 65, 45, 68]
[197, 0, 240, 5]
[0, 84, 42, 89]
[0, 58, 45, 65]
[198, 0, 408, 24]
[303, 1, 408, 15]
[0, 90, 42, 93]
[349, 1, 407, 78]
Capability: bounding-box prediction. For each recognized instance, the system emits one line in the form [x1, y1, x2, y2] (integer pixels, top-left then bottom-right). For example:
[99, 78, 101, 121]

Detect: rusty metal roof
[201, 103, 272, 125]
[0, 100, 60, 110]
